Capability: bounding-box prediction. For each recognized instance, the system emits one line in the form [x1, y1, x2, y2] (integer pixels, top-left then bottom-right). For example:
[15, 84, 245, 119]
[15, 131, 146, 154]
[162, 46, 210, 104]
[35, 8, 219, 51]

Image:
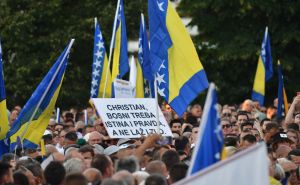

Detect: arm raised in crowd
[285, 96, 300, 125]
[135, 134, 160, 161]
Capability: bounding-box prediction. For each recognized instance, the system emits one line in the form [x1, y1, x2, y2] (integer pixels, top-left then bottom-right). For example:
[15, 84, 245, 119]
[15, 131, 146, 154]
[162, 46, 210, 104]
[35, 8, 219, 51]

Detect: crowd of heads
[2, 96, 300, 185]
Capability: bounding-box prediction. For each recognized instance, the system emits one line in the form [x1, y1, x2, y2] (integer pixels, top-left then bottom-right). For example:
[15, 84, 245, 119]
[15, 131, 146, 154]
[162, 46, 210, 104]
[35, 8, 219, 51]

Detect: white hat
[103, 145, 119, 156]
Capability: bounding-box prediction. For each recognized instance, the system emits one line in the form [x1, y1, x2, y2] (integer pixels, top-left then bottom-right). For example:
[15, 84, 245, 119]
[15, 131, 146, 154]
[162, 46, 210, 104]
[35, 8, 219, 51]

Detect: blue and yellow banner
[91, 19, 112, 98]
[0, 39, 9, 140]
[252, 27, 273, 105]
[7, 40, 74, 150]
[137, 13, 153, 98]
[148, 0, 209, 116]
[112, 0, 129, 81]
[277, 60, 288, 118]
[0, 39, 10, 156]
[187, 83, 225, 175]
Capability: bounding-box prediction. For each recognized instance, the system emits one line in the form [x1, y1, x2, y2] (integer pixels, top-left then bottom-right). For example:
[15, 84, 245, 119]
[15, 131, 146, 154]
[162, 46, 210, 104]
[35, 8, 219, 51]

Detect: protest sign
[92, 98, 173, 138]
[113, 79, 135, 98]
[175, 143, 269, 185]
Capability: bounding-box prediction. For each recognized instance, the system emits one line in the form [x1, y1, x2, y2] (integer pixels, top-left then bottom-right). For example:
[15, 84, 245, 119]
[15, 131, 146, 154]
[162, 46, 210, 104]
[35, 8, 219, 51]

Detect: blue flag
[0, 39, 10, 156]
[252, 27, 273, 105]
[91, 18, 112, 98]
[277, 61, 288, 118]
[187, 83, 225, 175]
[138, 13, 154, 98]
[7, 40, 74, 150]
[148, 0, 209, 117]
[112, 0, 129, 80]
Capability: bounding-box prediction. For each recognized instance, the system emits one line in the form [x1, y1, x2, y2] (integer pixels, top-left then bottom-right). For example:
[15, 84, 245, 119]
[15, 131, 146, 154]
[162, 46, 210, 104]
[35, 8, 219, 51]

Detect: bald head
[88, 131, 103, 145]
[145, 160, 168, 177]
[52, 152, 65, 162]
[112, 170, 135, 185]
[242, 99, 254, 113]
[83, 168, 102, 184]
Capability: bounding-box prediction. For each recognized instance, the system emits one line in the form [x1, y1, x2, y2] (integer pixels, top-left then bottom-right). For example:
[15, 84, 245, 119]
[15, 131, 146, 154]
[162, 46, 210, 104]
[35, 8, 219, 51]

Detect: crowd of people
[2, 96, 300, 185]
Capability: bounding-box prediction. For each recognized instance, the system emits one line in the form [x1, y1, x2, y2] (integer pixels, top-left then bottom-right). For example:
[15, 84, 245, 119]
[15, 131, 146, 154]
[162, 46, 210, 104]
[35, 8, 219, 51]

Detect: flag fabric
[128, 56, 140, 98]
[0, 39, 9, 140]
[187, 83, 224, 175]
[138, 13, 153, 98]
[91, 18, 112, 98]
[112, 0, 129, 81]
[0, 39, 10, 156]
[252, 27, 273, 105]
[40, 139, 46, 156]
[148, 0, 209, 117]
[283, 87, 289, 116]
[136, 59, 145, 98]
[7, 40, 74, 150]
[277, 60, 288, 118]
[129, 56, 145, 98]
[175, 143, 269, 185]
[129, 56, 137, 88]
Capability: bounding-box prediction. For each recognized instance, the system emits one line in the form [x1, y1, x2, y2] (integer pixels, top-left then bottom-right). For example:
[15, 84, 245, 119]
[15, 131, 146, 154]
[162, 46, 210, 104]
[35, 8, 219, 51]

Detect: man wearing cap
[103, 145, 119, 157]
[117, 139, 137, 159]
[271, 132, 294, 152]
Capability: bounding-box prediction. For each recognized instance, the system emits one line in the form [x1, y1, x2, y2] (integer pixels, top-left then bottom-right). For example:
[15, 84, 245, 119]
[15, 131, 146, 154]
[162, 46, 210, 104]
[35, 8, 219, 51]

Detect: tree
[178, 0, 300, 105]
[0, 0, 147, 110]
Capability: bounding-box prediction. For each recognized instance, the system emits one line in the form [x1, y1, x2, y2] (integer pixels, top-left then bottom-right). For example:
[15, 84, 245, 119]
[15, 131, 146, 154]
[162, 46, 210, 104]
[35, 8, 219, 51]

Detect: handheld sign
[113, 79, 135, 98]
[92, 98, 173, 138]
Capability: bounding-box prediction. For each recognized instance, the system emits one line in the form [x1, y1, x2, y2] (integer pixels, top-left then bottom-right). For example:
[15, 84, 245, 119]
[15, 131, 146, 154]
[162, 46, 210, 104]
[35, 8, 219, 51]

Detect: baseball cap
[117, 138, 135, 146]
[271, 132, 293, 144]
[103, 145, 119, 156]
[93, 144, 104, 154]
[118, 143, 136, 150]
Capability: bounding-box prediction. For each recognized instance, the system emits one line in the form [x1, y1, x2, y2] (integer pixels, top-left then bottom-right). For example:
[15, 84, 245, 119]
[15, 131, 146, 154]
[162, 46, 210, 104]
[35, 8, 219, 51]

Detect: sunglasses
[222, 124, 232, 129]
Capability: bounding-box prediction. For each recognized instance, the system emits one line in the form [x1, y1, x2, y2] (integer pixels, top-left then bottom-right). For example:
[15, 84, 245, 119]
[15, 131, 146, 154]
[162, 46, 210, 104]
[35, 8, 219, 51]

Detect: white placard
[92, 98, 173, 138]
[113, 79, 135, 98]
[176, 143, 269, 185]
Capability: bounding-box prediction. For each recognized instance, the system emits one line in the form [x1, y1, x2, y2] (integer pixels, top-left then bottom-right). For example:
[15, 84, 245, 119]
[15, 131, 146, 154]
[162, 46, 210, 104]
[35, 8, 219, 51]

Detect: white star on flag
[97, 33, 102, 39]
[214, 125, 222, 142]
[156, 73, 166, 86]
[94, 50, 102, 58]
[145, 86, 150, 94]
[92, 70, 100, 77]
[96, 41, 104, 49]
[158, 87, 166, 97]
[91, 79, 98, 87]
[138, 45, 143, 54]
[159, 60, 166, 71]
[91, 88, 96, 96]
[157, 1, 164, 11]
[94, 60, 101, 68]
[214, 152, 220, 160]
[261, 49, 266, 56]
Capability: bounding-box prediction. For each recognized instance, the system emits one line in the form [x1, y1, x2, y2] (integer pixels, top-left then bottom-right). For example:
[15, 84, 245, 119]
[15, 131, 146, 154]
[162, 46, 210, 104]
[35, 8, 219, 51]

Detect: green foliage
[1, 0, 300, 110]
[179, 0, 300, 105]
[0, 0, 146, 110]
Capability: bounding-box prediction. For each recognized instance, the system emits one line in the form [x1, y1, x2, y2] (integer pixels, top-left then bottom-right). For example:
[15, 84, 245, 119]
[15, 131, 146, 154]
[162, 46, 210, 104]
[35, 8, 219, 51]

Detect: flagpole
[56, 107, 60, 123]
[103, 0, 121, 98]
[141, 13, 145, 30]
[19, 39, 75, 141]
[154, 78, 161, 135]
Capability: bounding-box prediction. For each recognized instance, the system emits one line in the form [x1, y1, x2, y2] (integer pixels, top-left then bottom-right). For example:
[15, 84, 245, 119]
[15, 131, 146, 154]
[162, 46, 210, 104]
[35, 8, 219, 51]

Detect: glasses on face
[222, 113, 231, 117]
[222, 124, 232, 129]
